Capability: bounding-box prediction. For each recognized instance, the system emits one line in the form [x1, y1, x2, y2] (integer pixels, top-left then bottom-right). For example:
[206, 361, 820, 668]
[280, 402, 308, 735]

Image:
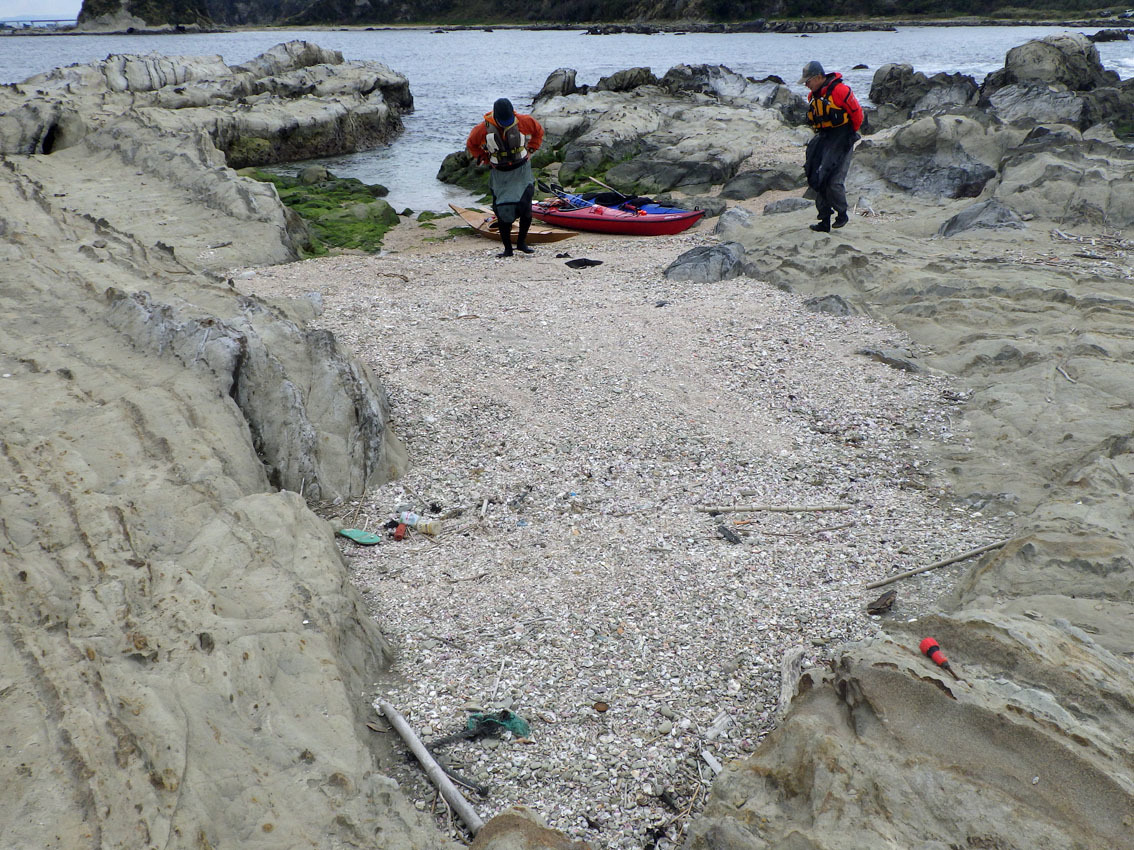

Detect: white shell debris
[242, 222, 1005, 849]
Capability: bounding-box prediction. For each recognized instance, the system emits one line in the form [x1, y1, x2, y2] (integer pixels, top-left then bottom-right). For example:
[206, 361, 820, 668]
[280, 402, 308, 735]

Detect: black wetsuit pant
[492, 183, 535, 237]
[804, 125, 856, 221]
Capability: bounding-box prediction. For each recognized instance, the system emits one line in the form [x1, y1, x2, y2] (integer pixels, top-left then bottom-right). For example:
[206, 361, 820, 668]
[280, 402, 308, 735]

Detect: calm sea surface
[3, 26, 1132, 210]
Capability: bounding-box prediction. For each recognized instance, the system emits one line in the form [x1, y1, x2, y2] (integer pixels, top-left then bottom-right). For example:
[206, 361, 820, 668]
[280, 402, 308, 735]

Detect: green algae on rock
[248, 169, 400, 253]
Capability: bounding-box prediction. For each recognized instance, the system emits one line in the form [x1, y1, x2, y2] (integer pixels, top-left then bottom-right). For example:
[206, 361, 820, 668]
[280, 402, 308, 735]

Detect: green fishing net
[466, 709, 530, 738]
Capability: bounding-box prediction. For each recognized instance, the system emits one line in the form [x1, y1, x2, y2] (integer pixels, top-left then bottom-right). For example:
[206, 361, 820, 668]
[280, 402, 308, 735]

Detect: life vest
[807, 80, 851, 131]
[484, 120, 531, 170]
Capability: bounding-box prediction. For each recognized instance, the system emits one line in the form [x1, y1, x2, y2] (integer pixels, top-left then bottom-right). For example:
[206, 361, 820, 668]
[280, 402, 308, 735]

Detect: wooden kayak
[448, 204, 577, 243]
[531, 201, 704, 236]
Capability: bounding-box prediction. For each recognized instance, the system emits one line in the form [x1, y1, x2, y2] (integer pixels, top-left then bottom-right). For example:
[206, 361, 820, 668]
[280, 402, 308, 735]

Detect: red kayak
[531, 200, 705, 236]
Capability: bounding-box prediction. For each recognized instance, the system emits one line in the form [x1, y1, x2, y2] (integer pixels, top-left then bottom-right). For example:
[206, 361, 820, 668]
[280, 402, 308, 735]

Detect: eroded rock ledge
[0, 44, 440, 849]
[679, 33, 1134, 850]
[0, 41, 412, 165]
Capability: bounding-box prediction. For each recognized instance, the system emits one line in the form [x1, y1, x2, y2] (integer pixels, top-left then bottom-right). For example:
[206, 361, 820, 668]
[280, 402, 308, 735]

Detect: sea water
[2, 26, 1132, 211]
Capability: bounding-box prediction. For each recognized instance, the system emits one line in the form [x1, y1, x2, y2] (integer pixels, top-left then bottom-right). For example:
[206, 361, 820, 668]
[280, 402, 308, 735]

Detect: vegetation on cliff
[78, 0, 212, 26]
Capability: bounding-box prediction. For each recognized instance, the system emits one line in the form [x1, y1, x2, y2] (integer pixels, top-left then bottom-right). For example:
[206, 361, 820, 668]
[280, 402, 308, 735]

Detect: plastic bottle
[415, 519, 441, 536]
[399, 511, 420, 528]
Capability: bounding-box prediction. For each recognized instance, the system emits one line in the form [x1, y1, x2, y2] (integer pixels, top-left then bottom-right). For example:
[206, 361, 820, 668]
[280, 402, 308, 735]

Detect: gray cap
[798, 60, 825, 84]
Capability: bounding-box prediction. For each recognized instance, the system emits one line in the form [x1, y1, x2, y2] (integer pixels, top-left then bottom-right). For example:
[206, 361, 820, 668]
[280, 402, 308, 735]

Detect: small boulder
[719, 166, 805, 199]
[857, 346, 923, 372]
[299, 164, 330, 184]
[436, 150, 488, 192]
[714, 206, 754, 237]
[534, 68, 582, 102]
[805, 293, 857, 316]
[938, 199, 1026, 237]
[763, 197, 813, 215]
[595, 67, 658, 92]
[663, 242, 745, 282]
[471, 807, 592, 849]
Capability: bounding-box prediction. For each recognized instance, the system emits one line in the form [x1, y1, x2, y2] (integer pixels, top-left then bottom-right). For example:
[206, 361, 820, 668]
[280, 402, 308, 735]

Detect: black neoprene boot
[497, 227, 514, 258]
[833, 212, 849, 228]
[516, 217, 535, 253]
[810, 218, 831, 233]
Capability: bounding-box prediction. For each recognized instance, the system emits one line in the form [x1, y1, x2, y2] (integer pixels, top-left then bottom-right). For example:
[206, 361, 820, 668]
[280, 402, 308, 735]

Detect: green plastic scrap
[467, 709, 531, 738]
[336, 528, 382, 545]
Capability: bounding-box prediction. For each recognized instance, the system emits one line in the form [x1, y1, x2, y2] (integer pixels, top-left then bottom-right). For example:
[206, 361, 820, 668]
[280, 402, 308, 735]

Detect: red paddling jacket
[806, 73, 864, 133]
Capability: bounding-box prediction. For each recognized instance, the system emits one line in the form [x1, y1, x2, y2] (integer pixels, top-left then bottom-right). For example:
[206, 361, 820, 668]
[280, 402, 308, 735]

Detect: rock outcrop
[0, 42, 412, 268]
[0, 41, 412, 168]
[993, 125, 1134, 226]
[682, 57, 1134, 845]
[852, 113, 1016, 199]
[527, 64, 804, 193]
[852, 35, 1133, 216]
[0, 43, 463, 850]
[0, 148, 430, 847]
[982, 31, 1120, 95]
[869, 62, 980, 127]
[978, 31, 1132, 134]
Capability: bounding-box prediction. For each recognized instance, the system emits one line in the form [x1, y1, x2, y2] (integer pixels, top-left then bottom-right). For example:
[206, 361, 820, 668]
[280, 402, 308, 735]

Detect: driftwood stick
[489, 658, 507, 702]
[735, 520, 856, 536]
[863, 539, 1013, 590]
[697, 504, 852, 514]
[378, 701, 485, 836]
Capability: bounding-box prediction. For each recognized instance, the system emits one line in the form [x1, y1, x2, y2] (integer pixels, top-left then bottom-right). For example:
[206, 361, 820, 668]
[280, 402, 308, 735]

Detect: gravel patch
[240, 217, 1007, 848]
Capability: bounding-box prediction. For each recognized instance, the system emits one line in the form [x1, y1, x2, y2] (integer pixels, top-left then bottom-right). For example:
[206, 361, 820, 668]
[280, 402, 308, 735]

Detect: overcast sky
[0, 0, 82, 18]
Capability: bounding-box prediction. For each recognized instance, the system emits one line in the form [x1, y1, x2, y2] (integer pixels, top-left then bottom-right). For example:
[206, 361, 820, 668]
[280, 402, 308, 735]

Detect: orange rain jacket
[466, 112, 545, 167]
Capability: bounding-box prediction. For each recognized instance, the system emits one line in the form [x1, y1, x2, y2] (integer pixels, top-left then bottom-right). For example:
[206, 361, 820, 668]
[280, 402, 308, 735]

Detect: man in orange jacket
[799, 61, 863, 233]
[466, 98, 545, 257]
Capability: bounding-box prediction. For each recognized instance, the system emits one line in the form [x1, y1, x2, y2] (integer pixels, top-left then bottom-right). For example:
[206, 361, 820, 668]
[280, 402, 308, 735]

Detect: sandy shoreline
[237, 208, 1008, 846]
[3, 35, 1131, 850]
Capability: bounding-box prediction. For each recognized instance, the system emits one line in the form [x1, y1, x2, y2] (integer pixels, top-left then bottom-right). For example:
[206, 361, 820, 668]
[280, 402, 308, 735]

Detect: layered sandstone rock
[0, 148, 436, 846]
[0, 40, 412, 167]
[680, 107, 1134, 850]
[0, 42, 447, 850]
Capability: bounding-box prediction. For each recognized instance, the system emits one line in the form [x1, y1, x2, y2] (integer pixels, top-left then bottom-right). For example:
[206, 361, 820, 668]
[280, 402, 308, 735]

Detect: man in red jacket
[466, 98, 545, 257]
[799, 61, 864, 233]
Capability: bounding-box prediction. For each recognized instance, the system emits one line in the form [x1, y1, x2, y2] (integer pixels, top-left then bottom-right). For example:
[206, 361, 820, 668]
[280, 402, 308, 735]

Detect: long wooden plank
[448, 204, 576, 243]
